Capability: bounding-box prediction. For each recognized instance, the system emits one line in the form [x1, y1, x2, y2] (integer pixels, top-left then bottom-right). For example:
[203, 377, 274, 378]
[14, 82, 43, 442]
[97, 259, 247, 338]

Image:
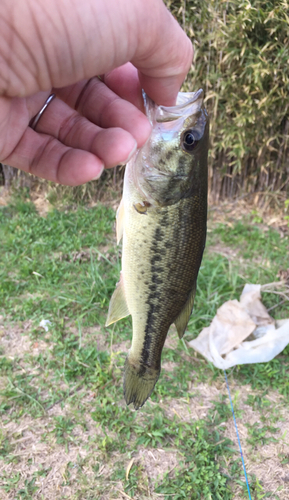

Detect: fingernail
[91, 164, 104, 181]
[120, 141, 137, 166]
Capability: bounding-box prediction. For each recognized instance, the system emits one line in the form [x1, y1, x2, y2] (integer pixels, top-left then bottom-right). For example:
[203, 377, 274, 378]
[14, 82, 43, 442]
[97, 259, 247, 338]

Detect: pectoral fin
[116, 198, 125, 244]
[174, 284, 196, 339]
[105, 273, 130, 326]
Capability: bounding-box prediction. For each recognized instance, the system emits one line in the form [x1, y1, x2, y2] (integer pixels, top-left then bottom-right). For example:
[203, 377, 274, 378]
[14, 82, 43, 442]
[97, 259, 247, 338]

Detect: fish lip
[160, 88, 204, 113]
[143, 89, 204, 124]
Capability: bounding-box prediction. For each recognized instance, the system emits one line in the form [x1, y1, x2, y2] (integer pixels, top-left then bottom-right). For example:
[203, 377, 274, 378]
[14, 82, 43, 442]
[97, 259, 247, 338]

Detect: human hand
[0, 0, 193, 185]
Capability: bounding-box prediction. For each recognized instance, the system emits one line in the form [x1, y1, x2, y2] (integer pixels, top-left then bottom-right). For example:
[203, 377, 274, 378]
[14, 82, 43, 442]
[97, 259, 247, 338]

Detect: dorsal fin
[174, 283, 196, 339]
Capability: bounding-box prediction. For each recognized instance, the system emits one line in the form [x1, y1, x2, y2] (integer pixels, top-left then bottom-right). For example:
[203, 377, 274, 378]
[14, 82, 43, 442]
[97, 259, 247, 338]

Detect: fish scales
[106, 90, 209, 409]
[123, 197, 206, 365]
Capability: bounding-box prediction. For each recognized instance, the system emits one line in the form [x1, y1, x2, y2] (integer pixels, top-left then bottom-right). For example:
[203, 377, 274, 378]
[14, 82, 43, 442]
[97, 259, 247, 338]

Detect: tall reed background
[1, 0, 288, 203]
[169, 0, 289, 202]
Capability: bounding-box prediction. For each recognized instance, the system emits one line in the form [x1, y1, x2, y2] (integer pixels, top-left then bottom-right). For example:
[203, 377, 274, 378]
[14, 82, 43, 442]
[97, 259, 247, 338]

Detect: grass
[0, 192, 289, 499]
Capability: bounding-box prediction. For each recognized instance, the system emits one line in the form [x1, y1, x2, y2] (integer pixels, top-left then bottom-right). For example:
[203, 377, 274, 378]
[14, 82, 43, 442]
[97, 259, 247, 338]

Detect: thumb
[132, 1, 193, 106]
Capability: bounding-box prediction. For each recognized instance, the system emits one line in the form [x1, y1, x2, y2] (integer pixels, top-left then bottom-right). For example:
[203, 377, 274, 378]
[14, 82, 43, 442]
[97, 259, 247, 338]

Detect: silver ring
[29, 93, 56, 131]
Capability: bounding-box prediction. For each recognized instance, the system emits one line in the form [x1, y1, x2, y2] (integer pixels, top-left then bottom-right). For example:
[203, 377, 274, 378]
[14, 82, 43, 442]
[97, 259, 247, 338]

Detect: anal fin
[105, 273, 130, 326]
[174, 283, 196, 339]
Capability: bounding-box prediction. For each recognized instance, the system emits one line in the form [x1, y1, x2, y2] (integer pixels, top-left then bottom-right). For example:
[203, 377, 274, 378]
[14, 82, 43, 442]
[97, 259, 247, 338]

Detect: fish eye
[184, 132, 195, 145]
[182, 129, 199, 152]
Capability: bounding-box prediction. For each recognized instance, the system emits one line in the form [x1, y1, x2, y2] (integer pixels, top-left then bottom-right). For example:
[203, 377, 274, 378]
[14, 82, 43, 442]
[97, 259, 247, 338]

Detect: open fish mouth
[143, 89, 204, 124]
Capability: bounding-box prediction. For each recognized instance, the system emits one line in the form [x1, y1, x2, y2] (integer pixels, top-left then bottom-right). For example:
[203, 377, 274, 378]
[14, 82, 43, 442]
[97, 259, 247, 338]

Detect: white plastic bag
[189, 284, 289, 369]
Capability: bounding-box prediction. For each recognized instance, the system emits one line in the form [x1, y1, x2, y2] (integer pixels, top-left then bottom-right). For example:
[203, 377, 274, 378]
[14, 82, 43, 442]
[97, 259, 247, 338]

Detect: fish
[106, 89, 209, 410]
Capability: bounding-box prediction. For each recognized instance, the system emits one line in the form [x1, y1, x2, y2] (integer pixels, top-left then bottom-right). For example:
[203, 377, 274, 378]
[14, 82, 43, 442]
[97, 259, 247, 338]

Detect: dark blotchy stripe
[141, 303, 154, 365]
[140, 198, 207, 370]
[141, 218, 166, 366]
[154, 227, 165, 241]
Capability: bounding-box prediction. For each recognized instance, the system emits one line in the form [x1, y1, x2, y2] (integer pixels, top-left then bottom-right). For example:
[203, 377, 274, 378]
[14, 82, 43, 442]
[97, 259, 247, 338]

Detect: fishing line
[224, 370, 252, 500]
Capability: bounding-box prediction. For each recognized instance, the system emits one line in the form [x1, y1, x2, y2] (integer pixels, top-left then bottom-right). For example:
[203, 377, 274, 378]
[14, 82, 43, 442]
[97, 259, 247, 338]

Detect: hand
[0, 0, 193, 185]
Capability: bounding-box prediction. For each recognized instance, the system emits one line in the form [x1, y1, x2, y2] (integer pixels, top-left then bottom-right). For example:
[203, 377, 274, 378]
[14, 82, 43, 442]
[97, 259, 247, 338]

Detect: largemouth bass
[106, 90, 209, 409]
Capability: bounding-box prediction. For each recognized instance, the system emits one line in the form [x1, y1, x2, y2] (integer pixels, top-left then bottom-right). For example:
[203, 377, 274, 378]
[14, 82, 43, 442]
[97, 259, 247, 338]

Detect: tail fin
[123, 357, 160, 410]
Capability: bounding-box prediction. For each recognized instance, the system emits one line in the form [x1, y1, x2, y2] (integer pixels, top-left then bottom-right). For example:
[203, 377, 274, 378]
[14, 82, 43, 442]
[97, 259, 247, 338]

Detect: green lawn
[0, 193, 288, 499]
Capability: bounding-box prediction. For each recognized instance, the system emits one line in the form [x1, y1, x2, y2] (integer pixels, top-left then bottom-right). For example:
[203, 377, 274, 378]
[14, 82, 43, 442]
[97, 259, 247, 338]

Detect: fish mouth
[143, 89, 204, 124]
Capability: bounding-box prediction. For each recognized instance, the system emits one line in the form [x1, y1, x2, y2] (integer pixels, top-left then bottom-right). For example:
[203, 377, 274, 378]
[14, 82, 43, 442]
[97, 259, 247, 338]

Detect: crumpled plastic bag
[188, 284, 289, 369]
[39, 319, 52, 332]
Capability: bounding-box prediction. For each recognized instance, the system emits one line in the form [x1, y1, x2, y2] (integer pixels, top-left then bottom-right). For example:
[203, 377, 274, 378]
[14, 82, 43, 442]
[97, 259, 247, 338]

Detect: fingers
[31, 96, 137, 168]
[102, 63, 144, 111]
[4, 127, 105, 186]
[2, 0, 192, 107]
[26, 93, 138, 169]
[1, 78, 150, 185]
[54, 76, 151, 148]
[1, 90, 142, 184]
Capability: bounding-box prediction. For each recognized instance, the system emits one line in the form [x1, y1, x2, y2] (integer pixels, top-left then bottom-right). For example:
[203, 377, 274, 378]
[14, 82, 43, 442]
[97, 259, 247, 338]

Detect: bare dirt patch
[32, 195, 52, 216]
[0, 188, 9, 207]
[1, 417, 92, 500]
[138, 447, 179, 483]
[208, 198, 288, 234]
[0, 320, 48, 359]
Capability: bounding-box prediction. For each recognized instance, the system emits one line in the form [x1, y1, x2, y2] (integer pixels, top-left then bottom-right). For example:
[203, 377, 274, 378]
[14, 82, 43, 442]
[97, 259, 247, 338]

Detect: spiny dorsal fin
[116, 198, 124, 244]
[174, 283, 196, 339]
[105, 273, 130, 326]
